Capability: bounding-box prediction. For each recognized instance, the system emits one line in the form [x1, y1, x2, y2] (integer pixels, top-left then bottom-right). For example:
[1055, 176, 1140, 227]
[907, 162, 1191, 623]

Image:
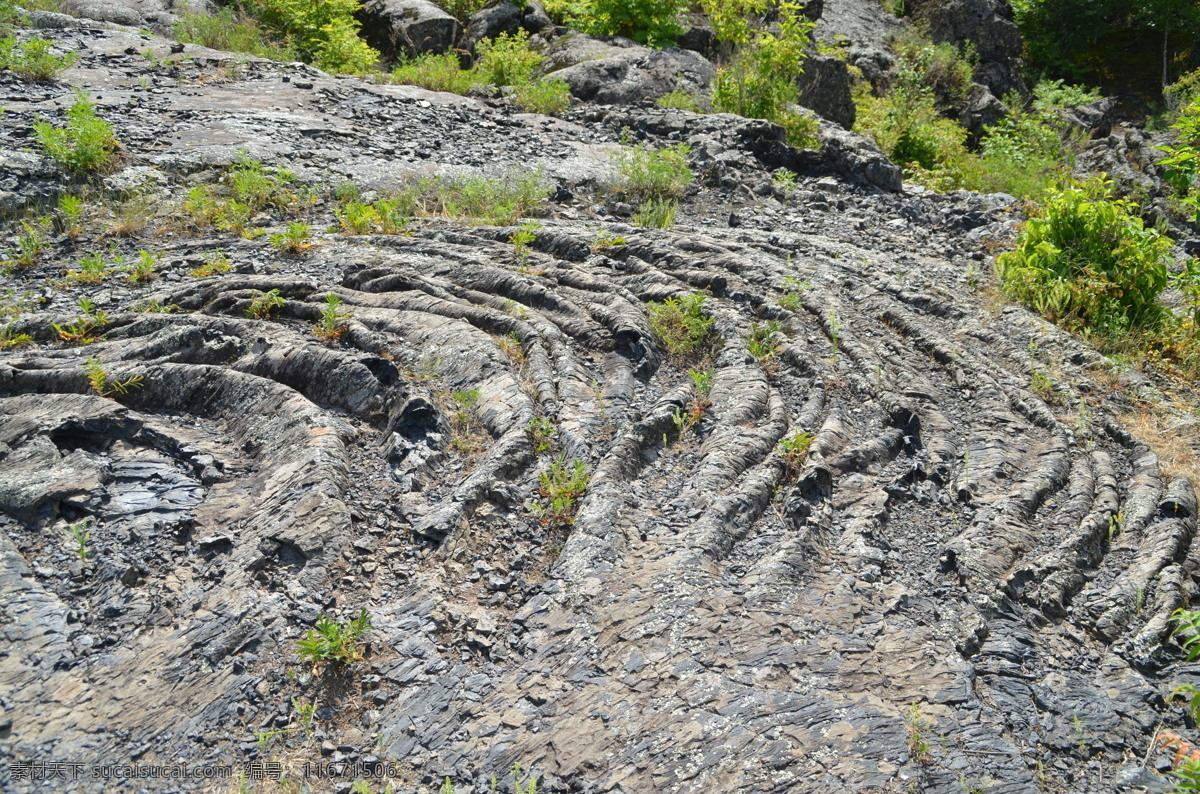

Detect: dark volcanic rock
[796, 53, 856, 129]
[541, 34, 715, 104]
[358, 0, 463, 57]
[907, 0, 1027, 98]
[0, 16, 1197, 794]
[464, 0, 555, 49]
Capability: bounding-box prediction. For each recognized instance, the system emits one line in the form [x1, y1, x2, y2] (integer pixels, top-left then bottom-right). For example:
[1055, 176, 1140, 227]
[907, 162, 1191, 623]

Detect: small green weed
[449, 387, 485, 453]
[269, 221, 312, 254]
[648, 293, 715, 358]
[772, 169, 798, 191]
[528, 416, 555, 455]
[52, 300, 108, 344]
[510, 220, 539, 267]
[68, 519, 91, 561]
[778, 430, 813, 476]
[536, 457, 589, 526]
[85, 356, 143, 398]
[135, 299, 178, 313]
[1172, 608, 1200, 660]
[633, 198, 678, 229]
[0, 323, 32, 349]
[313, 293, 352, 342]
[779, 276, 811, 311]
[591, 231, 626, 252]
[57, 194, 85, 239]
[296, 608, 372, 671]
[245, 288, 285, 319]
[6, 218, 49, 269]
[33, 92, 121, 174]
[747, 320, 782, 367]
[903, 703, 933, 764]
[126, 249, 160, 283]
[1030, 370, 1055, 402]
[64, 251, 110, 285]
[689, 367, 714, 395]
[189, 250, 232, 277]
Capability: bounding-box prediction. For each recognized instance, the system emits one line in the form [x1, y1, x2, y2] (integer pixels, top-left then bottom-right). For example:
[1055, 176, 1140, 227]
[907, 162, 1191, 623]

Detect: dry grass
[1120, 400, 1200, 486]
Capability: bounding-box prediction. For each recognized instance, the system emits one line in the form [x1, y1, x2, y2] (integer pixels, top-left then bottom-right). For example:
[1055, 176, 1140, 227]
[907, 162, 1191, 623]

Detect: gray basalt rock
[796, 53, 856, 129]
[0, 22, 1197, 794]
[358, 0, 463, 57]
[464, 0, 555, 49]
[540, 34, 715, 104]
[906, 0, 1027, 99]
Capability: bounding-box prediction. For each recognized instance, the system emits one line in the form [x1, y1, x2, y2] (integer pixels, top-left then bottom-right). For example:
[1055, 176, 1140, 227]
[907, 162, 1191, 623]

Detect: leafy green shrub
[890, 27, 975, 109]
[33, 93, 121, 174]
[440, 0, 487, 22]
[243, 0, 378, 73]
[648, 292, 715, 357]
[710, 2, 818, 148]
[0, 36, 77, 81]
[172, 6, 295, 60]
[616, 141, 693, 200]
[473, 30, 542, 87]
[957, 104, 1070, 198]
[296, 608, 371, 669]
[1032, 78, 1103, 111]
[584, 0, 683, 46]
[1160, 98, 1200, 220]
[1166, 68, 1200, 112]
[996, 177, 1173, 342]
[389, 52, 474, 94]
[514, 78, 571, 115]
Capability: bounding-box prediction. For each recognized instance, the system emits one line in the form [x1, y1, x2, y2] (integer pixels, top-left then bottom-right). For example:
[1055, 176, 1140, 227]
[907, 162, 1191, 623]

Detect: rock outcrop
[0, 13, 1197, 794]
[358, 0, 463, 57]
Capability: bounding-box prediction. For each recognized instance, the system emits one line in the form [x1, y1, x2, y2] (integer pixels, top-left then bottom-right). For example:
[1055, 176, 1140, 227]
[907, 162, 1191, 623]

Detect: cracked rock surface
[1, 17, 1199, 794]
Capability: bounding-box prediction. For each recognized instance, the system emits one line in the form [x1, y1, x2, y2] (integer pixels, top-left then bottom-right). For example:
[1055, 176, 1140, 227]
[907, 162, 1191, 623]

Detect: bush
[655, 88, 703, 111]
[584, 0, 684, 46]
[648, 292, 715, 357]
[996, 177, 1173, 342]
[536, 457, 590, 526]
[390, 52, 474, 94]
[33, 93, 121, 174]
[410, 170, 551, 225]
[1160, 98, 1200, 220]
[889, 27, 974, 109]
[1032, 78, 1103, 111]
[616, 140, 694, 200]
[243, 0, 378, 73]
[710, 2, 817, 148]
[473, 30, 542, 87]
[172, 6, 295, 60]
[514, 78, 571, 115]
[0, 36, 77, 81]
